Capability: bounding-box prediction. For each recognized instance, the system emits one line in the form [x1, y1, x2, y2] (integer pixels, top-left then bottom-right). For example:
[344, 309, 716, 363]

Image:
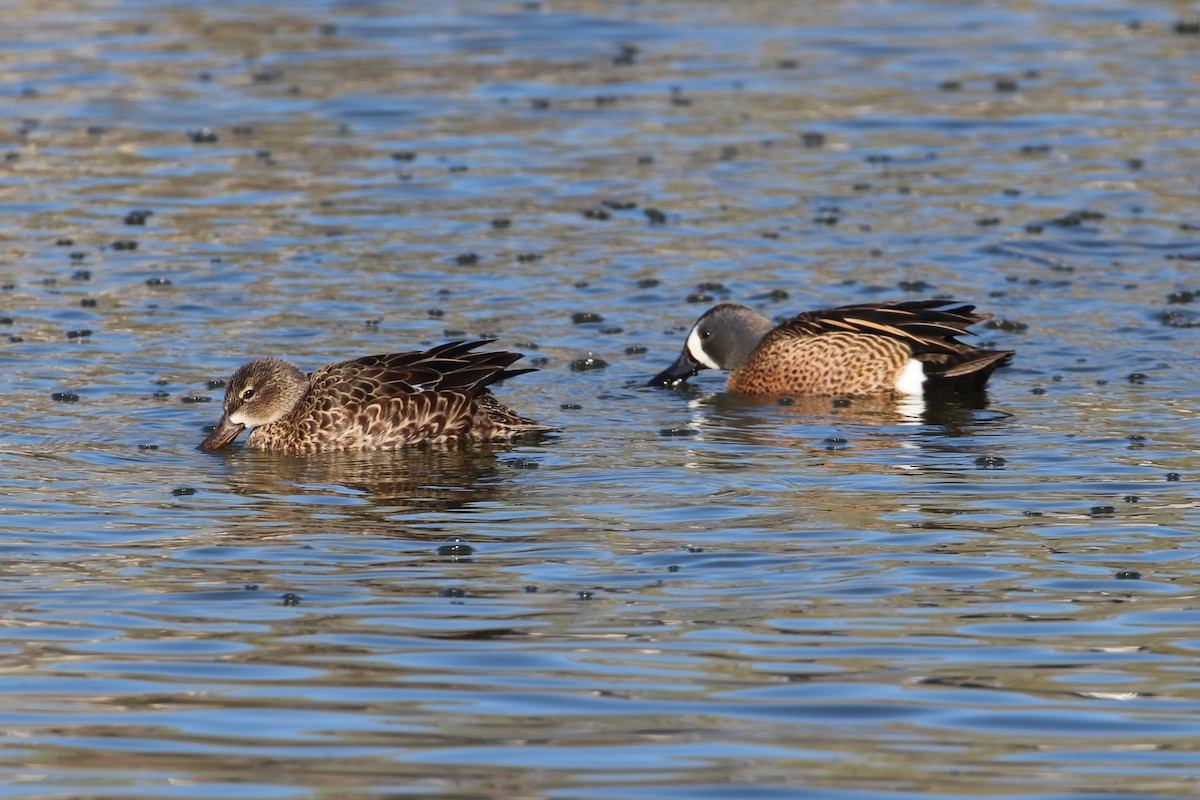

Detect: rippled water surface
[2, 1, 1200, 797]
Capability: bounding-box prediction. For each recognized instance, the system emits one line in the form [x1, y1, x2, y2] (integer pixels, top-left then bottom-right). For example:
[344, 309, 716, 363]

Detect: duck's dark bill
[647, 350, 702, 387]
[198, 418, 245, 452]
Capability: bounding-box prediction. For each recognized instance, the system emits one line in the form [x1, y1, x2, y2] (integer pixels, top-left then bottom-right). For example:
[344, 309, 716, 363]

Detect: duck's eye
[240, 387, 255, 401]
[699, 329, 712, 340]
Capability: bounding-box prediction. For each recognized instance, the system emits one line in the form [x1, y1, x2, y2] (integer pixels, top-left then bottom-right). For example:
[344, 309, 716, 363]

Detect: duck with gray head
[199, 339, 553, 453]
[648, 300, 1013, 396]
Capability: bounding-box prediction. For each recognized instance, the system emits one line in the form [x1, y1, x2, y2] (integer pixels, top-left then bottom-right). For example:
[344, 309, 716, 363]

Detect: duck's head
[647, 304, 776, 387]
[198, 358, 308, 451]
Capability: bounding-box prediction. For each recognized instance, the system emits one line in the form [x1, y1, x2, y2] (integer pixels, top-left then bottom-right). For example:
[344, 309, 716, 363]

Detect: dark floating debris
[1127, 373, 1147, 384]
[180, 395, 212, 403]
[146, 277, 171, 287]
[602, 199, 636, 211]
[281, 592, 301, 606]
[1166, 290, 1196, 304]
[569, 355, 608, 372]
[800, 131, 826, 148]
[206, 379, 225, 390]
[171, 487, 196, 497]
[1160, 309, 1200, 328]
[1089, 505, 1116, 517]
[188, 127, 219, 143]
[501, 458, 539, 470]
[490, 218, 511, 229]
[1049, 209, 1105, 227]
[576, 590, 594, 600]
[455, 252, 479, 266]
[1166, 472, 1182, 482]
[560, 403, 582, 410]
[1174, 17, 1200, 34]
[984, 318, 1028, 333]
[582, 207, 610, 221]
[112, 240, 138, 250]
[1114, 570, 1141, 580]
[66, 329, 92, 339]
[659, 426, 698, 437]
[51, 391, 79, 402]
[974, 455, 1006, 469]
[823, 437, 850, 451]
[644, 207, 666, 224]
[523, 585, 539, 593]
[124, 209, 153, 225]
[624, 345, 647, 355]
[437, 536, 474, 557]
[571, 312, 604, 324]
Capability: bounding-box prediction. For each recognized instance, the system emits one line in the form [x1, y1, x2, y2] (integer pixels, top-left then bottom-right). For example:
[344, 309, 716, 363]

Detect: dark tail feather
[925, 349, 1014, 393]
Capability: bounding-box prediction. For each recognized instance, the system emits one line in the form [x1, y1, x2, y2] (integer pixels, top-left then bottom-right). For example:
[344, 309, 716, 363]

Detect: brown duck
[648, 300, 1014, 395]
[199, 340, 552, 453]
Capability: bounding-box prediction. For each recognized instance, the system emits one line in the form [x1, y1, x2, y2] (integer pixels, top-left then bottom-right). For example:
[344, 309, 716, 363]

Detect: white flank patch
[685, 326, 720, 369]
[894, 358, 926, 396]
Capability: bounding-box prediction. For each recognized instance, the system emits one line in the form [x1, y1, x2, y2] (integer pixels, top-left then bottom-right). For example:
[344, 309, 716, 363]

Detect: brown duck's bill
[198, 417, 246, 452]
[647, 349, 702, 387]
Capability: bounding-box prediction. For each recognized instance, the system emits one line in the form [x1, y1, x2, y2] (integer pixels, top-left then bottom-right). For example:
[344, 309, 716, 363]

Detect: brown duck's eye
[240, 387, 255, 400]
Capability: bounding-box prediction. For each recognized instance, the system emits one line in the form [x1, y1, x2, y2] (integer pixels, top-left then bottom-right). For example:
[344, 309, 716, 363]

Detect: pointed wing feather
[318, 340, 534, 395]
[782, 301, 991, 357]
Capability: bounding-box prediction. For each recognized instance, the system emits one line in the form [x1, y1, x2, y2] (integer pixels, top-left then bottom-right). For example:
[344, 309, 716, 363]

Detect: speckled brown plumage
[199, 340, 552, 453]
[648, 300, 1014, 396]
[728, 331, 913, 394]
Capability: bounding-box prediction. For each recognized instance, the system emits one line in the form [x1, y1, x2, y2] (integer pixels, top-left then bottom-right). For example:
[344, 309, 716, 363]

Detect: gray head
[198, 358, 308, 451]
[647, 304, 777, 387]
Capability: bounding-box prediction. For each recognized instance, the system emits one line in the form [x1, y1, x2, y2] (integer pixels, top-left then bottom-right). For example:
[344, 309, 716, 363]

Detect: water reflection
[656, 386, 1006, 444]
[207, 442, 525, 512]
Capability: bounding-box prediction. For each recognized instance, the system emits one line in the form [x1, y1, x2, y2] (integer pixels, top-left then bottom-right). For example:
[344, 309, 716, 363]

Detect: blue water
[1, 0, 1199, 797]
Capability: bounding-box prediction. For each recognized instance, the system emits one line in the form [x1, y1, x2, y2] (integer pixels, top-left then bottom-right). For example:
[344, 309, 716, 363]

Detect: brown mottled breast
[727, 331, 911, 395]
